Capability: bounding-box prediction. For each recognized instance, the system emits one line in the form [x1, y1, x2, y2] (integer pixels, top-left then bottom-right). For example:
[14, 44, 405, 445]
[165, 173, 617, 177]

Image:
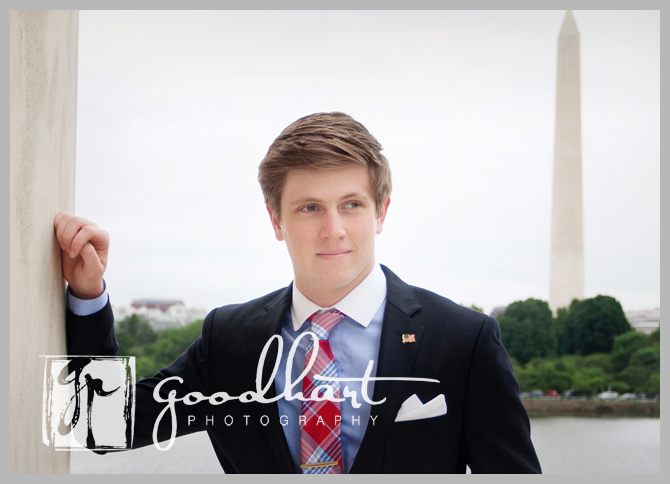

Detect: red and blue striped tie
[300, 309, 345, 474]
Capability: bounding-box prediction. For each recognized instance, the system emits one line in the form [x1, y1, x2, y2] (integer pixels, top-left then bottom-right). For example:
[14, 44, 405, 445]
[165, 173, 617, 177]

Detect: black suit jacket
[67, 265, 541, 473]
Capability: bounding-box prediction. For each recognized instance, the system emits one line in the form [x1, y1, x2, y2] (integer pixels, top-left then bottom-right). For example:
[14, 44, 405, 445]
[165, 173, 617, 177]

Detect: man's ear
[266, 204, 284, 241]
[376, 197, 391, 235]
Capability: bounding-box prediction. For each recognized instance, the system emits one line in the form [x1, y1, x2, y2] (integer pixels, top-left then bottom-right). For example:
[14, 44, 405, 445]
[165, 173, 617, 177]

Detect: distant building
[625, 308, 660, 335]
[131, 299, 184, 312]
[490, 306, 507, 320]
[112, 299, 208, 330]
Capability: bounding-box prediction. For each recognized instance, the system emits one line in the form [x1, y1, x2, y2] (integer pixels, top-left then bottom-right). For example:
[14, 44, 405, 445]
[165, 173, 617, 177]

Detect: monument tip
[559, 10, 579, 37]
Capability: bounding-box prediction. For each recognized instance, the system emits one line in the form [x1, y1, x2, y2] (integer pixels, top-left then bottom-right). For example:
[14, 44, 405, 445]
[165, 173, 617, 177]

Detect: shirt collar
[290, 263, 387, 332]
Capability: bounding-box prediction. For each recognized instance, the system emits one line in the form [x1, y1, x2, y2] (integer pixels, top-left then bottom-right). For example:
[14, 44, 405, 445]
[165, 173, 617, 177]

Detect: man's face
[267, 164, 390, 306]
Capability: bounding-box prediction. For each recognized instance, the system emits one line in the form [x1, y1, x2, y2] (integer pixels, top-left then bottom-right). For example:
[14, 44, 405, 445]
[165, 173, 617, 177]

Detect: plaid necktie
[300, 309, 345, 474]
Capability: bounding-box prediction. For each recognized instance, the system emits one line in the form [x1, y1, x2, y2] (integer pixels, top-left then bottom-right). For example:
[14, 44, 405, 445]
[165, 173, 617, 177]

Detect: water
[70, 417, 660, 474]
[530, 417, 660, 474]
[70, 432, 223, 474]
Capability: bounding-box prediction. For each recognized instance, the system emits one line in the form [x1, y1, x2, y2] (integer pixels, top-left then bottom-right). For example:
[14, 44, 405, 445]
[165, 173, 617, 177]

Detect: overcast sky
[74, 10, 660, 315]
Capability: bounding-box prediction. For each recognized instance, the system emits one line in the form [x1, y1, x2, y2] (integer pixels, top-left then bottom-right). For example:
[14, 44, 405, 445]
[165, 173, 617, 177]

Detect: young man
[58, 112, 541, 473]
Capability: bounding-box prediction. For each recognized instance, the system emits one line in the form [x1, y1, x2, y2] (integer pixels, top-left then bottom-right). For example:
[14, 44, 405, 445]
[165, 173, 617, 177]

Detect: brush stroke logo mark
[42, 356, 135, 450]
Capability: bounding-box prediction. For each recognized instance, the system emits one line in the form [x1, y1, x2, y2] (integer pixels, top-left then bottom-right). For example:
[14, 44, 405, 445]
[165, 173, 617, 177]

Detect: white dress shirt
[277, 262, 387, 473]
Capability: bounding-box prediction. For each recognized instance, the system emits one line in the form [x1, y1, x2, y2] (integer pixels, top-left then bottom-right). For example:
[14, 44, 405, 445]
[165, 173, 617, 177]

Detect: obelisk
[550, 10, 584, 312]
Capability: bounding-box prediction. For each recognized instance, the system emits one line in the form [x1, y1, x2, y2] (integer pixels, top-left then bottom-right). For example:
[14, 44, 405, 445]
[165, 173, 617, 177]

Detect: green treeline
[114, 314, 204, 379]
[496, 296, 660, 395]
[115, 295, 660, 396]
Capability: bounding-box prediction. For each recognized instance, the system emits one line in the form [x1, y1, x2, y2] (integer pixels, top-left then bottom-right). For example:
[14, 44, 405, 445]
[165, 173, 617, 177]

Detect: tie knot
[308, 309, 345, 340]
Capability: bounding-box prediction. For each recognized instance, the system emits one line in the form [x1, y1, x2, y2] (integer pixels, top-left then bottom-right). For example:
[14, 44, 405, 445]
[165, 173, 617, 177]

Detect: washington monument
[550, 10, 584, 312]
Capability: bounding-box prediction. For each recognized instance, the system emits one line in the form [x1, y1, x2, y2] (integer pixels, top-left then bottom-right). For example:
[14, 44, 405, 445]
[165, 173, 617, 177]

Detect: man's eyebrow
[288, 196, 323, 206]
[288, 192, 365, 206]
[339, 192, 364, 200]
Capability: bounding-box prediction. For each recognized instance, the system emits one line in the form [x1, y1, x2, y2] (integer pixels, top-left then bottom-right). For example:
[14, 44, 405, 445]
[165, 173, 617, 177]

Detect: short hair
[258, 112, 392, 221]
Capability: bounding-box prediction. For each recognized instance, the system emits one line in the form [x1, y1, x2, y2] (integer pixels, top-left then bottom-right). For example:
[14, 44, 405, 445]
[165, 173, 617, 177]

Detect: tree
[618, 366, 650, 393]
[469, 303, 484, 313]
[139, 319, 204, 378]
[498, 298, 556, 365]
[554, 306, 570, 355]
[629, 346, 660, 372]
[509, 357, 532, 392]
[614, 344, 659, 393]
[554, 353, 613, 394]
[580, 352, 614, 374]
[554, 301, 580, 355]
[570, 366, 607, 394]
[608, 380, 631, 394]
[115, 314, 157, 355]
[113, 316, 204, 379]
[525, 360, 572, 393]
[611, 331, 649, 372]
[645, 373, 660, 395]
[571, 296, 631, 356]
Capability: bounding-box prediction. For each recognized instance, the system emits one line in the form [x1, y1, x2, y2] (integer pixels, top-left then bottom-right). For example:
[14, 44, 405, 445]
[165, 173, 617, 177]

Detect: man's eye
[344, 202, 360, 209]
[301, 205, 317, 212]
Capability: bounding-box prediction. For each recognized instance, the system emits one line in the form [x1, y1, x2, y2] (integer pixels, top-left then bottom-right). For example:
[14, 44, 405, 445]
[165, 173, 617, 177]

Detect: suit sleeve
[66, 301, 216, 450]
[66, 301, 118, 357]
[461, 316, 542, 473]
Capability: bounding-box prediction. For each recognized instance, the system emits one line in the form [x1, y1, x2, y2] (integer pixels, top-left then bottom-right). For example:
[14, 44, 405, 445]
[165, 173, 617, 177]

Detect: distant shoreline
[522, 399, 660, 418]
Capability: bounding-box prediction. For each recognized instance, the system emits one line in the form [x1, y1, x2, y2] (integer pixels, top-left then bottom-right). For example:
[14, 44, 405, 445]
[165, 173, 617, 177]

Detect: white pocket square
[394, 394, 447, 422]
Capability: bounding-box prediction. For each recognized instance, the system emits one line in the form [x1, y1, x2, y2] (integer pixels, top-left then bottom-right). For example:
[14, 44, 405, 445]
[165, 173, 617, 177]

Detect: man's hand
[54, 211, 109, 300]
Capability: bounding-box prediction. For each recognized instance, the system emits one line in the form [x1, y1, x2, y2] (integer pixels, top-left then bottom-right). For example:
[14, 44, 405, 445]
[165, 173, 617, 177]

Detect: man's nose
[320, 210, 346, 240]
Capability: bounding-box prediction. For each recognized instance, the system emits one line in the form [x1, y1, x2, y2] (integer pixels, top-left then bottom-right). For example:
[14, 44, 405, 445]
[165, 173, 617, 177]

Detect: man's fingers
[55, 212, 84, 251]
[59, 216, 97, 255]
[54, 211, 65, 229]
[69, 226, 109, 259]
[54, 212, 109, 298]
[71, 243, 105, 299]
[55, 211, 73, 251]
[60, 218, 82, 255]
[69, 226, 94, 259]
[79, 242, 104, 273]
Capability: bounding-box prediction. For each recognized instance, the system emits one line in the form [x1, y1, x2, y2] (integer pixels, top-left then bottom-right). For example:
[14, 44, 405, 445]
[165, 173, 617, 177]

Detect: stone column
[549, 10, 585, 313]
[10, 10, 79, 473]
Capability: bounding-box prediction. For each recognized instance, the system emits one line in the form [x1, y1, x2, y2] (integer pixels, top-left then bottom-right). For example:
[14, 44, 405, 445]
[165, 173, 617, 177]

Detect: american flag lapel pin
[402, 334, 416, 344]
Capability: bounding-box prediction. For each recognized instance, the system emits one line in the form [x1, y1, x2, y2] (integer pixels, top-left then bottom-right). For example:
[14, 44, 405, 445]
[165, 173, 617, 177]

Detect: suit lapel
[246, 285, 297, 473]
[243, 268, 423, 473]
[350, 266, 424, 473]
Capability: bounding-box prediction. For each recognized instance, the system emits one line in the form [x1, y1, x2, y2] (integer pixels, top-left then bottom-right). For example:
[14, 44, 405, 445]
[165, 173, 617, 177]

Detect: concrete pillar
[10, 10, 79, 473]
[549, 10, 585, 313]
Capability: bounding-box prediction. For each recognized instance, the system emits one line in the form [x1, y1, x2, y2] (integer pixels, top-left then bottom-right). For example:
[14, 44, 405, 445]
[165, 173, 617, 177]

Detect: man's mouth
[317, 250, 351, 259]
